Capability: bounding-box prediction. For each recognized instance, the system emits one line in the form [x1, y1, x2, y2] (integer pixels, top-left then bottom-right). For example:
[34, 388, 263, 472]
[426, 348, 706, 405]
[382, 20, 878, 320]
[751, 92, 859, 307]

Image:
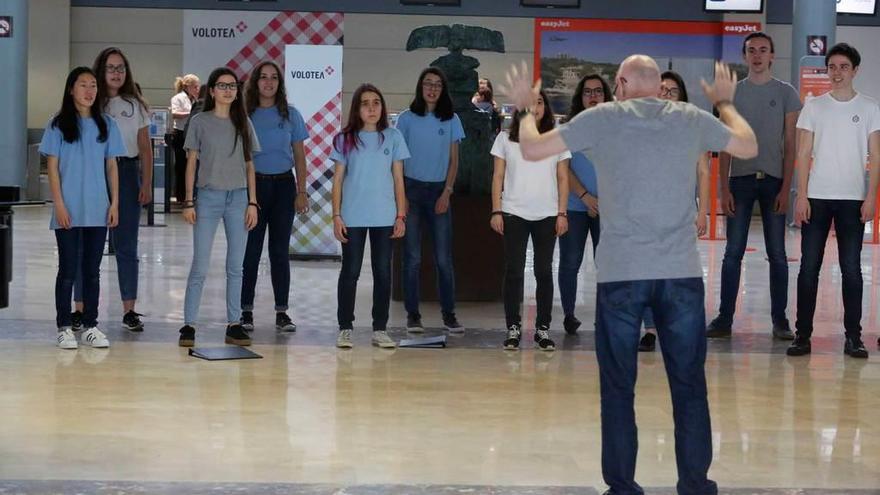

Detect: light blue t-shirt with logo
[39, 115, 126, 230]
[250, 105, 309, 175]
[330, 128, 411, 227]
[567, 151, 598, 212]
[395, 109, 465, 182]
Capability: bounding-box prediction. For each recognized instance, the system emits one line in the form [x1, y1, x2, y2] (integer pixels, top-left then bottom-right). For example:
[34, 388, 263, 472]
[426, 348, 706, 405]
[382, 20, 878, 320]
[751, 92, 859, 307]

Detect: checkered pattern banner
[185, 10, 344, 256]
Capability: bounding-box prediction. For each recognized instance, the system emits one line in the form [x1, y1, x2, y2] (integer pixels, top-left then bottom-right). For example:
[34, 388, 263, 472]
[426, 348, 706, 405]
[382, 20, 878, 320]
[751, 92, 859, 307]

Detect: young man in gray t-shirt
[502, 56, 757, 494]
[707, 32, 801, 341]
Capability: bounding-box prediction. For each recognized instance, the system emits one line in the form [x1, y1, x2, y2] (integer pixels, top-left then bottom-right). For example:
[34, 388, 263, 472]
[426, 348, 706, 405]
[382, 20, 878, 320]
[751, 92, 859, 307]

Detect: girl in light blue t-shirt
[330, 83, 409, 349]
[40, 66, 125, 350]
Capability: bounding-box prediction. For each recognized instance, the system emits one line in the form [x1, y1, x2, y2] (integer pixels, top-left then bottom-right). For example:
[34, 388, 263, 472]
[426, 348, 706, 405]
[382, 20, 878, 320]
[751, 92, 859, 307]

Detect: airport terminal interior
[1, 0, 879, 494]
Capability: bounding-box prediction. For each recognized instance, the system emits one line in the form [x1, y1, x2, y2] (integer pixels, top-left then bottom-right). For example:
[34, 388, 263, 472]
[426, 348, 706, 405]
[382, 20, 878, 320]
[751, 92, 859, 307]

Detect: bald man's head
[615, 55, 662, 101]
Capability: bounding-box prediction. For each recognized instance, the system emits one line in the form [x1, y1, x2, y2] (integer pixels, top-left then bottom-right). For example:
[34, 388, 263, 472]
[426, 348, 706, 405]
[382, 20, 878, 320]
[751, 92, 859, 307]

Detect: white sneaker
[57, 328, 78, 350]
[336, 329, 353, 349]
[371, 330, 397, 349]
[81, 327, 110, 348]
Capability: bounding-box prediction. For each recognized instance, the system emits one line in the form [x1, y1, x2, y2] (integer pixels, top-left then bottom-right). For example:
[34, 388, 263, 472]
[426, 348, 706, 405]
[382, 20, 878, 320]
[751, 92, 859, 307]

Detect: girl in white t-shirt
[490, 89, 570, 352]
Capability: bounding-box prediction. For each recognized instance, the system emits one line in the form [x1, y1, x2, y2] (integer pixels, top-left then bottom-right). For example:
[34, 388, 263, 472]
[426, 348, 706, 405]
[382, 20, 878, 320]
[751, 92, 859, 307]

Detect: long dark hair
[245, 61, 290, 120]
[509, 89, 555, 143]
[334, 83, 388, 157]
[92, 47, 149, 112]
[567, 73, 612, 121]
[409, 67, 454, 121]
[203, 67, 253, 161]
[52, 67, 108, 144]
[661, 71, 689, 103]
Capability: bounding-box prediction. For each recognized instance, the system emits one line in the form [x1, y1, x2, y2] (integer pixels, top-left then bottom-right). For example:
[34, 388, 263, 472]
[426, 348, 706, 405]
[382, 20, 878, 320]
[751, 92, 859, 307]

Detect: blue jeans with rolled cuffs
[184, 187, 249, 326]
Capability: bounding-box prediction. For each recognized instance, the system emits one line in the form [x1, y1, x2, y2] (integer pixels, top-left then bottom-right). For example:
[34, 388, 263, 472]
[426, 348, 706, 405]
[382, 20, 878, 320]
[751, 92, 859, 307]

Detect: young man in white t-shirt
[789, 43, 880, 359]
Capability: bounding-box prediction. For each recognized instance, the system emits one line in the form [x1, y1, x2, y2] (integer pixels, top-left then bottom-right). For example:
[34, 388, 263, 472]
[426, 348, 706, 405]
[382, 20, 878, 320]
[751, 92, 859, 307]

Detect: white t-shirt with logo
[171, 91, 192, 131]
[490, 131, 571, 221]
[797, 92, 880, 200]
[105, 96, 150, 158]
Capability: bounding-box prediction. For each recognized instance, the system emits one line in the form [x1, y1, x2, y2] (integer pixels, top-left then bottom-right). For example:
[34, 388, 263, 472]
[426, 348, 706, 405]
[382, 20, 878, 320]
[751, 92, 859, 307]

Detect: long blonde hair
[174, 74, 200, 93]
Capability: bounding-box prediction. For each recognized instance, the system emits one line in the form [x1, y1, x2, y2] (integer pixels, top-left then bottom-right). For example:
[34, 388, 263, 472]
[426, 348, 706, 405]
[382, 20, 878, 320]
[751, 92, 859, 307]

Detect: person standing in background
[171, 74, 200, 205]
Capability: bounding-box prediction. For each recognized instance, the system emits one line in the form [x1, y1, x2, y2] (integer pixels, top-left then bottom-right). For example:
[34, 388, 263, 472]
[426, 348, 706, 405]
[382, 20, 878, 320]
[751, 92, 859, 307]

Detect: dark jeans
[402, 177, 455, 317]
[337, 226, 393, 331]
[796, 199, 865, 338]
[241, 172, 296, 312]
[558, 210, 599, 317]
[172, 129, 187, 202]
[718, 175, 788, 324]
[502, 214, 556, 328]
[596, 278, 716, 495]
[56, 227, 107, 328]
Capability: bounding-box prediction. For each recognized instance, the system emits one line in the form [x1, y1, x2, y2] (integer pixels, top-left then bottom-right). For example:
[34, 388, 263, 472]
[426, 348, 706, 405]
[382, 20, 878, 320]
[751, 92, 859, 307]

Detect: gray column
[0, 0, 27, 189]
[790, 0, 836, 89]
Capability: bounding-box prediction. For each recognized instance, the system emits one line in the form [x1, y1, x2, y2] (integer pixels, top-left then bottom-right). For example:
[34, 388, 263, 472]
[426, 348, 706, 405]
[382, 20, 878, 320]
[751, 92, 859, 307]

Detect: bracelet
[332, 214, 341, 218]
[579, 191, 588, 199]
[515, 109, 531, 119]
[395, 215, 406, 222]
[490, 211, 503, 217]
[182, 205, 194, 210]
[558, 212, 568, 218]
[247, 202, 260, 210]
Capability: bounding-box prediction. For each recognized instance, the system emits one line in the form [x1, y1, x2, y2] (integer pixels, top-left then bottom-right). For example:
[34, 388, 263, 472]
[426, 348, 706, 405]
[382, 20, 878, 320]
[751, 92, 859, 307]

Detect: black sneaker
[225, 323, 252, 346]
[563, 315, 581, 335]
[275, 312, 296, 332]
[844, 336, 868, 359]
[772, 319, 795, 340]
[71, 311, 84, 332]
[786, 335, 811, 356]
[178, 325, 195, 347]
[638, 332, 656, 352]
[503, 324, 522, 350]
[706, 316, 732, 338]
[406, 313, 424, 333]
[443, 312, 465, 334]
[240, 311, 254, 332]
[122, 310, 144, 332]
[534, 325, 555, 351]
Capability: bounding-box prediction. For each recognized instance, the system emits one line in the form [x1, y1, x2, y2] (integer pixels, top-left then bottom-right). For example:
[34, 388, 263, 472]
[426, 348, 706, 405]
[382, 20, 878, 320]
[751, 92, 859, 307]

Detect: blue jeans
[241, 172, 296, 312]
[73, 157, 142, 303]
[56, 227, 107, 328]
[402, 178, 456, 317]
[796, 199, 865, 338]
[558, 210, 599, 317]
[184, 187, 249, 325]
[718, 175, 788, 325]
[337, 226, 393, 330]
[596, 278, 716, 495]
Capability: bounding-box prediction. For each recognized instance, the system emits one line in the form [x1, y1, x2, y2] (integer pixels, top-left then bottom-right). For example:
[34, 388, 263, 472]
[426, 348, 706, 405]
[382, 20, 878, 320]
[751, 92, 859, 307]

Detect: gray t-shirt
[184, 112, 260, 190]
[730, 78, 801, 178]
[559, 98, 731, 283]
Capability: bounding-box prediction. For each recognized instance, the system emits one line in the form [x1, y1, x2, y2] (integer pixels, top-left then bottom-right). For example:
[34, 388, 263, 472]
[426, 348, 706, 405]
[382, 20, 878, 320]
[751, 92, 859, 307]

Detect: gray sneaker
[371, 330, 397, 348]
[336, 329, 353, 349]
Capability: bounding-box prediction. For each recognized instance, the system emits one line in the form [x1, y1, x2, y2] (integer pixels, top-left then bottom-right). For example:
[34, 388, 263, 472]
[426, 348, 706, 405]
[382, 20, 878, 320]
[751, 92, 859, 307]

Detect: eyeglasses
[583, 88, 604, 97]
[660, 87, 681, 98]
[214, 82, 238, 91]
[106, 64, 127, 74]
[422, 82, 443, 90]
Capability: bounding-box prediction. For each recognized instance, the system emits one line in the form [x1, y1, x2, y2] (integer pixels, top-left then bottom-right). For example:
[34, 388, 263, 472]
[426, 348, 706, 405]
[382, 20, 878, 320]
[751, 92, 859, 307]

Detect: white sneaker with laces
[81, 327, 110, 348]
[57, 328, 78, 350]
[371, 330, 397, 348]
[336, 329, 353, 349]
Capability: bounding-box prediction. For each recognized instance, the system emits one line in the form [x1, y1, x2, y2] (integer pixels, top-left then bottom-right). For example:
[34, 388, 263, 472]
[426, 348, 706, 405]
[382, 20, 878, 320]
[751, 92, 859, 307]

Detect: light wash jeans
[184, 187, 249, 325]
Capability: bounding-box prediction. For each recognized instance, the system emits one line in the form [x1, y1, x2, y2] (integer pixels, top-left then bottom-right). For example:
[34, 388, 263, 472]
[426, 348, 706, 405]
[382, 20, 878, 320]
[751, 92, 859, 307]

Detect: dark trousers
[337, 226, 393, 331]
[718, 175, 788, 324]
[402, 177, 455, 317]
[558, 210, 600, 317]
[502, 214, 557, 328]
[241, 172, 297, 312]
[596, 278, 716, 495]
[796, 199, 865, 338]
[172, 129, 187, 202]
[56, 227, 107, 328]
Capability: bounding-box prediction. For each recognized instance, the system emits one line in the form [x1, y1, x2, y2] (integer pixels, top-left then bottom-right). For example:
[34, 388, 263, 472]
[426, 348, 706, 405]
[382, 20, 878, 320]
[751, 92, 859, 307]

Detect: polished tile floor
[1, 206, 879, 494]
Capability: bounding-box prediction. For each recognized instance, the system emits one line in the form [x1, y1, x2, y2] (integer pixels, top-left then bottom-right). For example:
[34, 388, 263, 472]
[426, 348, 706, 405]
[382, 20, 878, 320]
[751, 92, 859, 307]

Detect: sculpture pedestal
[393, 195, 503, 303]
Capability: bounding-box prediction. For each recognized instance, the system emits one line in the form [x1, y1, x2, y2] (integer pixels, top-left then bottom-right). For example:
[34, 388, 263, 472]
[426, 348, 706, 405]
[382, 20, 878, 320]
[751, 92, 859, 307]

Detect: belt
[756, 171, 766, 179]
[256, 171, 294, 180]
[118, 156, 139, 163]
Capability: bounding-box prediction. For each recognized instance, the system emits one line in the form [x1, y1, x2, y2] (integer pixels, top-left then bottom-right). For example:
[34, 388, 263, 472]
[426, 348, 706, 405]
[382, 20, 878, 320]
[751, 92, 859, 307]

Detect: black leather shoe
[786, 335, 811, 356]
[772, 319, 795, 340]
[638, 332, 656, 352]
[706, 316, 732, 338]
[563, 315, 581, 335]
[844, 336, 868, 359]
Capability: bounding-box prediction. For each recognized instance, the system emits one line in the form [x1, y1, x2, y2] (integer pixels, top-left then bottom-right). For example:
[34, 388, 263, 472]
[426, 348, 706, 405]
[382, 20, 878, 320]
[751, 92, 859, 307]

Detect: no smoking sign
[0, 16, 12, 38]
